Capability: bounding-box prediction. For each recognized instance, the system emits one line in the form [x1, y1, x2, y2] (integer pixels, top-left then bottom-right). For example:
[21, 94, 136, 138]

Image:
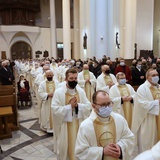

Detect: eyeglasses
[94, 101, 113, 108]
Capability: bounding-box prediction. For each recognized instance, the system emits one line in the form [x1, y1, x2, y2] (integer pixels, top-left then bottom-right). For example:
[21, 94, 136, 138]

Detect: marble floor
[0, 71, 138, 160]
[0, 94, 57, 160]
[0, 93, 138, 160]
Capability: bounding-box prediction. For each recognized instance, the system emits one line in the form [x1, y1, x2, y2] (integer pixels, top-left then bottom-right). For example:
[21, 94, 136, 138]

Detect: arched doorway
[11, 42, 32, 60]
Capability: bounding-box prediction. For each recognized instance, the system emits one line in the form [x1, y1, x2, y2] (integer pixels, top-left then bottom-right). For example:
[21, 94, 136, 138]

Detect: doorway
[57, 43, 73, 59]
[11, 42, 32, 60]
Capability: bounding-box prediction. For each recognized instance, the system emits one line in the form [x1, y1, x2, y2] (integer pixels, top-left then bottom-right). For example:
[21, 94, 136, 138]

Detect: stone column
[73, 0, 80, 59]
[62, 0, 71, 59]
[50, 0, 57, 58]
[123, 0, 137, 59]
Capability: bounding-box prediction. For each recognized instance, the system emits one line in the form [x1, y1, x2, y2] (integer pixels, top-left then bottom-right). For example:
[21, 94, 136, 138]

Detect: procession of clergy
[13, 57, 160, 160]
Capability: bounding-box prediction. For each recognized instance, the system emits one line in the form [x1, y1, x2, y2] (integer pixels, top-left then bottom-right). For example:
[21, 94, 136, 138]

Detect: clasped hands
[122, 96, 132, 101]
[85, 78, 91, 84]
[69, 97, 78, 108]
[48, 93, 53, 98]
[108, 82, 114, 88]
[103, 143, 121, 158]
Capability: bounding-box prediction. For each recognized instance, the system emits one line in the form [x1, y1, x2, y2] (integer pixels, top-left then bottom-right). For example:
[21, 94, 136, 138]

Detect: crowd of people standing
[0, 55, 160, 160]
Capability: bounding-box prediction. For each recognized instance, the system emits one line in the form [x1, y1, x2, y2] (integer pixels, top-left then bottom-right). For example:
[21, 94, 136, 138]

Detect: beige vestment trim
[118, 85, 133, 128]
[65, 91, 80, 160]
[46, 81, 55, 129]
[52, 64, 56, 69]
[104, 75, 113, 85]
[83, 71, 91, 101]
[149, 85, 160, 140]
[93, 116, 118, 160]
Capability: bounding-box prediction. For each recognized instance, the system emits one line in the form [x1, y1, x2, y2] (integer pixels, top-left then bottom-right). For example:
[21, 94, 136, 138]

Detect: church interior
[0, 0, 160, 159]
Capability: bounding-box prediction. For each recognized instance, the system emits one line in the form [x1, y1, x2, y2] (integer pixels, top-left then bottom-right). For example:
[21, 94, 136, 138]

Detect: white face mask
[137, 65, 141, 69]
[98, 106, 112, 118]
[151, 76, 159, 84]
[120, 62, 125, 66]
[119, 78, 126, 85]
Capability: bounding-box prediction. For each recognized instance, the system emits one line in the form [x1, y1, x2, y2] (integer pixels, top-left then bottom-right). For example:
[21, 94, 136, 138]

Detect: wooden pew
[0, 107, 13, 139]
[0, 85, 19, 139]
[0, 87, 15, 96]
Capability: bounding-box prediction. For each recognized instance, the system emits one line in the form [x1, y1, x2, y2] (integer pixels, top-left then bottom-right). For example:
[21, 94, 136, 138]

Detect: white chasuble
[93, 116, 118, 160]
[149, 85, 160, 140]
[117, 85, 133, 129]
[65, 91, 80, 160]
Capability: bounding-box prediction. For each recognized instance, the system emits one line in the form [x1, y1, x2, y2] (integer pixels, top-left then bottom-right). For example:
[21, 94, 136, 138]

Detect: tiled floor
[0, 70, 138, 160]
[0, 93, 138, 160]
[0, 94, 57, 160]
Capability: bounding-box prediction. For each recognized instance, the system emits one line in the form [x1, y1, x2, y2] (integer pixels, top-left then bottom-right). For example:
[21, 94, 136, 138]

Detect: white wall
[0, 25, 74, 59]
[136, 0, 154, 57]
[95, 0, 107, 59]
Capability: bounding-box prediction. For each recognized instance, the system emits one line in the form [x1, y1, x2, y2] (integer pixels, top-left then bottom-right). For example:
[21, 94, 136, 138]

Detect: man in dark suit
[92, 60, 101, 78]
[0, 60, 14, 85]
[131, 59, 146, 86]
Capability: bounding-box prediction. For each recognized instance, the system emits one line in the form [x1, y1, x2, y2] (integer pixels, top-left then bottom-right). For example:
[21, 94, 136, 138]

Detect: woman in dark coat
[17, 74, 30, 106]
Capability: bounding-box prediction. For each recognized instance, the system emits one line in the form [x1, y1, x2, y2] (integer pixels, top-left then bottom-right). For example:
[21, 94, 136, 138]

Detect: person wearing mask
[78, 64, 96, 102]
[109, 72, 136, 128]
[17, 74, 30, 106]
[156, 58, 160, 84]
[50, 58, 58, 69]
[130, 59, 137, 72]
[141, 59, 150, 73]
[75, 90, 135, 160]
[106, 59, 116, 74]
[96, 65, 117, 93]
[92, 60, 101, 78]
[51, 68, 91, 160]
[131, 59, 146, 86]
[34, 65, 50, 121]
[132, 69, 160, 153]
[115, 58, 132, 83]
[38, 70, 59, 133]
[0, 60, 14, 85]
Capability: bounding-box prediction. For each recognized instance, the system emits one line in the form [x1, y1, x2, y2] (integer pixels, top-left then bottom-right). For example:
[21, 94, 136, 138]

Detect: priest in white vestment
[75, 90, 135, 160]
[96, 65, 117, 93]
[78, 64, 96, 102]
[109, 72, 136, 128]
[38, 70, 59, 133]
[134, 141, 160, 160]
[132, 69, 160, 153]
[34, 65, 50, 121]
[30, 62, 41, 96]
[51, 68, 91, 160]
[56, 61, 69, 83]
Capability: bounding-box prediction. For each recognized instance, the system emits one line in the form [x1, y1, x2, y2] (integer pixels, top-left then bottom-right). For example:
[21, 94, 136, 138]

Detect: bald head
[101, 65, 110, 73]
[45, 70, 53, 77]
[92, 90, 110, 105]
[45, 70, 54, 81]
[1, 60, 8, 67]
[83, 64, 89, 70]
